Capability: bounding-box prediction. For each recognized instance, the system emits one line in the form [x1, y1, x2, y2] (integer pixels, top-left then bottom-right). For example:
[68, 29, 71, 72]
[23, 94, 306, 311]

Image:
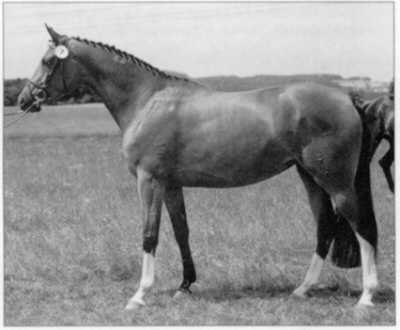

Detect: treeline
[4, 74, 383, 106]
[196, 74, 384, 99]
[4, 79, 28, 106]
[196, 74, 343, 91]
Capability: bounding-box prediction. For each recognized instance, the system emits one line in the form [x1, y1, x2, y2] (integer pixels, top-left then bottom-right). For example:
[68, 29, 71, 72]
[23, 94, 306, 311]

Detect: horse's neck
[93, 72, 166, 130]
[71, 41, 167, 130]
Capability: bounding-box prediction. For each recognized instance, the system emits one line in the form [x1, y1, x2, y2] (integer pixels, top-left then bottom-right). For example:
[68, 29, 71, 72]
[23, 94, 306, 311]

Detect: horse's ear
[45, 24, 62, 44]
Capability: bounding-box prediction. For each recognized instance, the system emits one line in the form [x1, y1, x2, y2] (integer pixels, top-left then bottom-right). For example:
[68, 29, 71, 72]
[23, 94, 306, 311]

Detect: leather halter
[27, 54, 68, 103]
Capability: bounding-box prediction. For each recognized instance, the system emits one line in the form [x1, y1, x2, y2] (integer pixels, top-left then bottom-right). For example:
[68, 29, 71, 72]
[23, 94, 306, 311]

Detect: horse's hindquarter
[277, 83, 362, 190]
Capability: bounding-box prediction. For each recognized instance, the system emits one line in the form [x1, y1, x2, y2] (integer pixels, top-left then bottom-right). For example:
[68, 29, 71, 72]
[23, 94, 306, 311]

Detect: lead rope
[4, 102, 38, 128]
[4, 112, 22, 116]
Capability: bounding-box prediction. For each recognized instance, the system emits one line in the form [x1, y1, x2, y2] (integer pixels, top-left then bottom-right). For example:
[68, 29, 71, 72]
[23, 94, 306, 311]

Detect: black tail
[331, 215, 361, 268]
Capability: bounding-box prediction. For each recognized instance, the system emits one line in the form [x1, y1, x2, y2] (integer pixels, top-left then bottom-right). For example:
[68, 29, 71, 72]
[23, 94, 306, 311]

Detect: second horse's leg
[164, 186, 196, 297]
[379, 142, 394, 192]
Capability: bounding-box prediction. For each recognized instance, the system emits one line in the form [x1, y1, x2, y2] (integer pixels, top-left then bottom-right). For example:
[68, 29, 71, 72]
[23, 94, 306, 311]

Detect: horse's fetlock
[183, 263, 196, 283]
[140, 277, 154, 290]
[143, 236, 158, 253]
[366, 274, 378, 291]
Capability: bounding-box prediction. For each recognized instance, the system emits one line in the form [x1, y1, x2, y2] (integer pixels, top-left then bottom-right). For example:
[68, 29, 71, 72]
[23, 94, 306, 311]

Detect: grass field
[4, 104, 395, 325]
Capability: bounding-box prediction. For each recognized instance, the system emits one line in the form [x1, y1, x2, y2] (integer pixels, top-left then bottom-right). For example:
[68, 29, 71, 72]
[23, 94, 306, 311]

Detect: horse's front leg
[164, 186, 196, 297]
[125, 168, 164, 310]
[379, 143, 394, 192]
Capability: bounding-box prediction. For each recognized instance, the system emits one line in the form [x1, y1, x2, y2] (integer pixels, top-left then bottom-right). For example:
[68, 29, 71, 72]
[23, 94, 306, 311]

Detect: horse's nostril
[19, 96, 25, 105]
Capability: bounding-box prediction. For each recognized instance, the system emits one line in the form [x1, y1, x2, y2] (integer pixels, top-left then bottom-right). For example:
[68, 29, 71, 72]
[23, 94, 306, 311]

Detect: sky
[3, 2, 394, 81]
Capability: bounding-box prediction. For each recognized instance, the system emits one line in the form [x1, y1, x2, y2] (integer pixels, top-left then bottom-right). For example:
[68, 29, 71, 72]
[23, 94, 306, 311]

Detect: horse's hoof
[356, 292, 375, 308]
[125, 298, 145, 311]
[173, 290, 184, 299]
[354, 302, 374, 319]
[292, 288, 307, 298]
[355, 300, 374, 308]
[173, 287, 192, 300]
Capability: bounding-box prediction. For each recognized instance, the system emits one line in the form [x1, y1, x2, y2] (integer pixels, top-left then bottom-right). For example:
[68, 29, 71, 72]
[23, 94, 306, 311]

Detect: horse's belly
[174, 140, 294, 187]
[174, 162, 294, 187]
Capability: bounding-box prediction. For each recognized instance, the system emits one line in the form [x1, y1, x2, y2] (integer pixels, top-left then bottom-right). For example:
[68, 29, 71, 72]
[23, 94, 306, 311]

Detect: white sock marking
[125, 252, 155, 309]
[294, 253, 324, 296]
[355, 233, 378, 306]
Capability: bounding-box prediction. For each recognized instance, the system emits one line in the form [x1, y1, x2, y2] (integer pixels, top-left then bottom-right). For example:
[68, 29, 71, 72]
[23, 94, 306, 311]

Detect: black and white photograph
[3, 1, 396, 325]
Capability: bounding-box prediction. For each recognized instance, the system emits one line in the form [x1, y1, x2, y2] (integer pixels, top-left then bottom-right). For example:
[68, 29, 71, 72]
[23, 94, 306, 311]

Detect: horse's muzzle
[19, 96, 41, 112]
[18, 87, 43, 112]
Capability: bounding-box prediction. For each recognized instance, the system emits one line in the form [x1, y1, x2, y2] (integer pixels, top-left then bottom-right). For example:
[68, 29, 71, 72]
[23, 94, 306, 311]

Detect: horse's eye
[42, 58, 51, 66]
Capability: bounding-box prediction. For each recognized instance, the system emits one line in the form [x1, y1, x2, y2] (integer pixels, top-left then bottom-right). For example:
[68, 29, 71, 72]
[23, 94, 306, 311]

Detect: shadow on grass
[373, 287, 395, 304]
[299, 285, 394, 304]
[162, 282, 395, 305]
[190, 282, 297, 302]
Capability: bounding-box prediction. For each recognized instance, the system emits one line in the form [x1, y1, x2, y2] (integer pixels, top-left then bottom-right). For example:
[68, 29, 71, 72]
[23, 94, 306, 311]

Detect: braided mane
[73, 36, 189, 82]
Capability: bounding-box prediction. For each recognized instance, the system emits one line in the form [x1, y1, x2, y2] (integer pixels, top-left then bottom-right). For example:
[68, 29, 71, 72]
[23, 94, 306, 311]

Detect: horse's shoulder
[121, 90, 183, 158]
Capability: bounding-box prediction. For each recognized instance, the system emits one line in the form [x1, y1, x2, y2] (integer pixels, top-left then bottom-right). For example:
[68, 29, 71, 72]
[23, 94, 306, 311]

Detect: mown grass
[3, 105, 395, 325]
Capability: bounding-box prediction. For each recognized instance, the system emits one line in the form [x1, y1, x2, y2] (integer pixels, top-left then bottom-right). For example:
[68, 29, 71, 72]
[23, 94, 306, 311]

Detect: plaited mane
[73, 36, 189, 82]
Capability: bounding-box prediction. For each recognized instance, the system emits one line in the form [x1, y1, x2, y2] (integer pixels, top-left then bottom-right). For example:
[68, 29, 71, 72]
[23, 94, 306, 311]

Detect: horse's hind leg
[330, 188, 378, 306]
[297, 112, 378, 305]
[293, 165, 336, 297]
[326, 122, 379, 306]
[303, 168, 378, 306]
[164, 186, 196, 297]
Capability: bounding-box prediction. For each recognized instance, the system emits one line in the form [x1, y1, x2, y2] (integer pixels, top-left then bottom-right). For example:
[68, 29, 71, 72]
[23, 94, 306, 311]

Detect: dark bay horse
[18, 26, 379, 309]
[350, 85, 394, 192]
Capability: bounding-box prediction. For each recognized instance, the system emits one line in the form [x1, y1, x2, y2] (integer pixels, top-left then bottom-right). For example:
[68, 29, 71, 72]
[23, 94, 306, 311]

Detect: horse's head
[18, 25, 84, 112]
